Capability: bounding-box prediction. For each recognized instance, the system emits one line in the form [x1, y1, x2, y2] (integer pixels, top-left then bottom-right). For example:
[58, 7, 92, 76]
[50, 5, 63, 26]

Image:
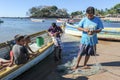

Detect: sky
[0, 0, 119, 17]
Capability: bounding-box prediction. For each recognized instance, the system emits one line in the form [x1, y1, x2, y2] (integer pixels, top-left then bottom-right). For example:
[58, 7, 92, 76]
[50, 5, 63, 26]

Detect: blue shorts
[78, 44, 96, 56]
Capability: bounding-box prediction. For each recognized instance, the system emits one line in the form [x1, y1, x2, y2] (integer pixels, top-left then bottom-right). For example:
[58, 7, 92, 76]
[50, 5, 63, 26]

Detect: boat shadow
[62, 41, 80, 63]
[55, 76, 88, 80]
[101, 61, 120, 67]
[99, 39, 120, 42]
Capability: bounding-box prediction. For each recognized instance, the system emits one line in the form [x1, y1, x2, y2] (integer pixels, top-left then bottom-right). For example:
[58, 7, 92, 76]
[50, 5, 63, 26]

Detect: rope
[89, 35, 100, 66]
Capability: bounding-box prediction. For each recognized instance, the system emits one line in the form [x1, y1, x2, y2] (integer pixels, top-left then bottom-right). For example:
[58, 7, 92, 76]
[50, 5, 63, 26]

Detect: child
[12, 35, 29, 65]
[24, 35, 36, 57]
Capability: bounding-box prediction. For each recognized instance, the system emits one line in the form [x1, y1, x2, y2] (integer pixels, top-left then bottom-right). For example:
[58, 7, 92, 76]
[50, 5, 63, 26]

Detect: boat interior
[0, 31, 53, 79]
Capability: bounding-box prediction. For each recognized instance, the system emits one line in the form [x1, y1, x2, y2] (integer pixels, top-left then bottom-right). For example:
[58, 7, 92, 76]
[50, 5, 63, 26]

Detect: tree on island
[27, 4, 120, 18]
[27, 5, 69, 18]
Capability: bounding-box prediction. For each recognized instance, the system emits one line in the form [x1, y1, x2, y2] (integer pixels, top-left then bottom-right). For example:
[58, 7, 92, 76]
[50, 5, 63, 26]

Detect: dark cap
[52, 22, 57, 27]
[86, 6, 95, 14]
[24, 35, 30, 40]
[14, 34, 24, 41]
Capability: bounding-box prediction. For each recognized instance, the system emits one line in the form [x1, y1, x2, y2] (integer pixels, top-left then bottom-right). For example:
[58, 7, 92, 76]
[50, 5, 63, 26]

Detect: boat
[0, 19, 4, 23]
[56, 18, 68, 23]
[65, 22, 120, 41]
[65, 23, 82, 36]
[102, 17, 120, 23]
[30, 18, 45, 22]
[0, 31, 54, 80]
[103, 19, 120, 23]
[56, 18, 81, 23]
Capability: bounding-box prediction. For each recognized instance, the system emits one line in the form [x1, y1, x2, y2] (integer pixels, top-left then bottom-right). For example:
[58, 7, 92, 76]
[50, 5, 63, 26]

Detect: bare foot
[82, 66, 91, 69]
[71, 66, 78, 70]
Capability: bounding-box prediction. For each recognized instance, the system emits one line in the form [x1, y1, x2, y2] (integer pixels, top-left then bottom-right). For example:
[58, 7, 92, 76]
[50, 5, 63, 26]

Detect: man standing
[48, 23, 63, 61]
[73, 6, 104, 69]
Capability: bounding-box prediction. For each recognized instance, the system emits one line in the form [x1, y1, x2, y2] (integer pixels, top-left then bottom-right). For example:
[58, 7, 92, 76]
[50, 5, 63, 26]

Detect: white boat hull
[56, 19, 67, 23]
[30, 18, 44, 22]
[65, 23, 120, 41]
[1, 44, 54, 80]
[65, 29, 82, 36]
[0, 31, 54, 80]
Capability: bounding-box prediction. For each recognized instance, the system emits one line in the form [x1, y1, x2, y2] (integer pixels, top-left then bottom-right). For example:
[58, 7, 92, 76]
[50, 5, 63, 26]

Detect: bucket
[36, 37, 44, 47]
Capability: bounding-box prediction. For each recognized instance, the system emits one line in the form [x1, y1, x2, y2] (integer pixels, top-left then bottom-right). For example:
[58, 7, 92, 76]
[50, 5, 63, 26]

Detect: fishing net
[57, 57, 102, 76]
[56, 29, 105, 77]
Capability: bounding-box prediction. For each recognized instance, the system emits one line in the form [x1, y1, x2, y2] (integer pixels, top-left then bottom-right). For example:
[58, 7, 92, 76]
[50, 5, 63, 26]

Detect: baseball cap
[24, 35, 30, 39]
[14, 34, 24, 41]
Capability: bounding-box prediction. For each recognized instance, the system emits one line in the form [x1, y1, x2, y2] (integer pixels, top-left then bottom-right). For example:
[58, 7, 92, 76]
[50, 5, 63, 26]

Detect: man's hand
[53, 32, 59, 37]
[88, 31, 94, 35]
[83, 28, 89, 33]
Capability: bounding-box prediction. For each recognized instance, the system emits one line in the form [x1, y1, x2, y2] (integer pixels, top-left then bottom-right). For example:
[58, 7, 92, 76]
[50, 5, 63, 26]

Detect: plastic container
[36, 37, 44, 47]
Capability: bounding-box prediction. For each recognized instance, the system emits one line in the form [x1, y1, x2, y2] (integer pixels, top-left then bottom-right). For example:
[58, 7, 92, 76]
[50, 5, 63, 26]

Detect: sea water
[0, 18, 61, 43]
[0, 17, 120, 43]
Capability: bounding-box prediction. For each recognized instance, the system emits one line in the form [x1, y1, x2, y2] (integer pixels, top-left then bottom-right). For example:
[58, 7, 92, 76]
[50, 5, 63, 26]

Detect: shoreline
[101, 17, 120, 21]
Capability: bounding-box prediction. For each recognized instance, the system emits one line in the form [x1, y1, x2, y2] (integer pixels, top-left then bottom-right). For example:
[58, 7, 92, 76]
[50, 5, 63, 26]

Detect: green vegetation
[71, 11, 83, 17]
[27, 6, 69, 18]
[71, 3, 120, 17]
[27, 3, 120, 18]
[95, 3, 120, 17]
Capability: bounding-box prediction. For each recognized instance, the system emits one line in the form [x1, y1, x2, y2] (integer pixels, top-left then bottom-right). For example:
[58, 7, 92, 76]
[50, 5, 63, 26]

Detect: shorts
[52, 37, 62, 48]
[78, 44, 96, 56]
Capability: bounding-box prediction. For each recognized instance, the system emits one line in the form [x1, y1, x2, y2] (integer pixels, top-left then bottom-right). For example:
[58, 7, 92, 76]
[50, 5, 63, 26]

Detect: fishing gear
[57, 28, 103, 76]
[88, 29, 102, 69]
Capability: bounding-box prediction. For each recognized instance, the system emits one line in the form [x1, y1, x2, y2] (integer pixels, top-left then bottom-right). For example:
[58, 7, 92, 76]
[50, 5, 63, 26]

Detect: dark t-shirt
[48, 26, 63, 38]
[12, 44, 29, 65]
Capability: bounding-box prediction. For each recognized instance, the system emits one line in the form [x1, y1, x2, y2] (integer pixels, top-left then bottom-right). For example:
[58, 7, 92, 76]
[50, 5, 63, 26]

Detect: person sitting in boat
[48, 22, 63, 61]
[24, 35, 37, 57]
[72, 6, 104, 69]
[12, 35, 29, 65]
[0, 38, 16, 67]
[0, 51, 14, 67]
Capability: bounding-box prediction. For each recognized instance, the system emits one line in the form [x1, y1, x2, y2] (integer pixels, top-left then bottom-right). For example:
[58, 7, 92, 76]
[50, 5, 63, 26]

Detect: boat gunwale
[0, 30, 54, 79]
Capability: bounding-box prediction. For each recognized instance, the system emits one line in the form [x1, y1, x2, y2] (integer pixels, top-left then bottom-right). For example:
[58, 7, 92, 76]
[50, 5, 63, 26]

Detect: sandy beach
[44, 34, 120, 80]
[15, 34, 120, 80]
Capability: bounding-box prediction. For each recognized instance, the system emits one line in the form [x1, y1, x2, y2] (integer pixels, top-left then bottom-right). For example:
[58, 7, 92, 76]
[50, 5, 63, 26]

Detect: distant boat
[68, 18, 81, 23]
[65, 22, 120, 41]
[56, 18, 81, 23]
[56, 18, 68, 23]
[102, 17, 120, 23]
[104, 20, 120, 23]
[30, 18, 45, 22]
[0, 19, 4, 23]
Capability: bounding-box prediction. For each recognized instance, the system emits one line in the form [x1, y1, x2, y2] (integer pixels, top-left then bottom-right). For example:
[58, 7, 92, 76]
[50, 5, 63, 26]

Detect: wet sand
[15, 34, 120, 80]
